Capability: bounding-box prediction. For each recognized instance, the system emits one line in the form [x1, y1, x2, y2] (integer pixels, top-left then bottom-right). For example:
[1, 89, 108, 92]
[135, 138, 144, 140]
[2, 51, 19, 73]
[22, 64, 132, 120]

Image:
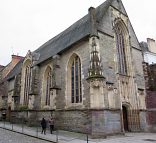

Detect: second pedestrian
[49, 117, 54, 134]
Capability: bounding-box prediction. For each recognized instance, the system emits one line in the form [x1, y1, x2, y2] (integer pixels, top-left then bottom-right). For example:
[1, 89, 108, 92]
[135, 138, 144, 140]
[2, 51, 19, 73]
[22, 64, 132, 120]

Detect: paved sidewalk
[0, 121, 155, 143]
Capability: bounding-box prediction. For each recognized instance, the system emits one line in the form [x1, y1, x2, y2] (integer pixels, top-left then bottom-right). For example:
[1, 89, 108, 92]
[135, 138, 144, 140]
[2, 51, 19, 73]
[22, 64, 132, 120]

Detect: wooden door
[122, 106, 129, 131]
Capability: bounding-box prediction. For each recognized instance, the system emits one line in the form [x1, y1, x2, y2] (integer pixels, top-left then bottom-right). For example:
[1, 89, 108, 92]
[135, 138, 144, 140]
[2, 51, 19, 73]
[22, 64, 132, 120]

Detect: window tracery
[70, 55, 82, 103]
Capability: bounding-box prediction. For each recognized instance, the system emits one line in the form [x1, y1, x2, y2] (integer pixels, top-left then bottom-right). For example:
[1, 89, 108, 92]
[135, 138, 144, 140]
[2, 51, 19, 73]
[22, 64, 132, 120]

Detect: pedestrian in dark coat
[41, 118, 47, 135]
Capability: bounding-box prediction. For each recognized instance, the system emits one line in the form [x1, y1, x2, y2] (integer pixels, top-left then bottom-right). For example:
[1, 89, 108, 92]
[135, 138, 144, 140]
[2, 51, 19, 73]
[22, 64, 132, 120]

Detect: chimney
[147, 38, 156, 53]
[11, 54, 24, 65]
[12, 55, 24, 61]
[88, 7, 98, 38]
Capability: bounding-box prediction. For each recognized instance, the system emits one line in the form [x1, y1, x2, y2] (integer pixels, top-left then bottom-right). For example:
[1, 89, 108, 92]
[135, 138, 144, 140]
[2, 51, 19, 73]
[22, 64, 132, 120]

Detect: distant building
[140, 38, 156, 64]
[0, 55, 23, 111]
[141, 39, 156, 132]
[1, 0, 147, 137]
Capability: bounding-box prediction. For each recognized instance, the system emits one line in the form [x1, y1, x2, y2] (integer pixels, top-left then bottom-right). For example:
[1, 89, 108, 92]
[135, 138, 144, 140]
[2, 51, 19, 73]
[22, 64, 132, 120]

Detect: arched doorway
[122, 105, 129, 131]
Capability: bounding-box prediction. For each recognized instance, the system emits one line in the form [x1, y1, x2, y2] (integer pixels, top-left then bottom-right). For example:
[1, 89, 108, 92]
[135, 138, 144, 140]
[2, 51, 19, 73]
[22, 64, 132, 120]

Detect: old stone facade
[141, 39, 156, 132]
[140, 38, 156, 64]
[143, 63, 156, 132]
[1, 0, 147, 137]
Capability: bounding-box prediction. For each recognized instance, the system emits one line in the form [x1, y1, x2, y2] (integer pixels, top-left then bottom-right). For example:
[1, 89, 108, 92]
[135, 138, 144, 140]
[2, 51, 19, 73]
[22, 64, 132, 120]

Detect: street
[0, 128, 50, 143]
[0, 127, 155, 143]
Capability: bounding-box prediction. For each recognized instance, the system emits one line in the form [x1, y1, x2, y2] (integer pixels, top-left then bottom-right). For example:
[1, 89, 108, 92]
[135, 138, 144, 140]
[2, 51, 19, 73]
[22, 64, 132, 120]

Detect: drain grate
[144, 139, 156, 142]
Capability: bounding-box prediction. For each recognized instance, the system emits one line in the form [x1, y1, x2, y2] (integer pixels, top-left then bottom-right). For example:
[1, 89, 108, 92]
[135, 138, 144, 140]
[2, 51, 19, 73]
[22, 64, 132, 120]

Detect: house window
[71, 56, 82, 103]
[115, 26, 127, 75]
[24, 65, 31, 105]
[45, 68, 52, 106]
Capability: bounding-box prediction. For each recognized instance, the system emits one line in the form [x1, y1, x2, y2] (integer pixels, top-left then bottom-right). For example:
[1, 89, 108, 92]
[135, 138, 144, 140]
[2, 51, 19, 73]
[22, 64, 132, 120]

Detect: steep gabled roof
[34, 0, 112, 65]
[34, 14, 90, 65]
[0, 65, 5, 72]
[5, 0, 113, 79]
[6, 59, 24, 81]
[96, 0, 113, 22]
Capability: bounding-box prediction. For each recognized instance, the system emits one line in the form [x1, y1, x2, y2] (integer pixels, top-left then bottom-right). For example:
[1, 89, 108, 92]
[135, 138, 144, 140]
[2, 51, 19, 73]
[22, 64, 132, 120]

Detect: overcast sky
[0, 0, 156, 66]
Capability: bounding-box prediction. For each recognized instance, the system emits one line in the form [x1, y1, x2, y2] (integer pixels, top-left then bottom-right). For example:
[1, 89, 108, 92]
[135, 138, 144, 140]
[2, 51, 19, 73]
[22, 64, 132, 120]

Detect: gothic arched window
[24, 63, 31, 105]
[115, 24, 127, 75]
[71, 56, 82, 103]
[45, 67, 52, 106]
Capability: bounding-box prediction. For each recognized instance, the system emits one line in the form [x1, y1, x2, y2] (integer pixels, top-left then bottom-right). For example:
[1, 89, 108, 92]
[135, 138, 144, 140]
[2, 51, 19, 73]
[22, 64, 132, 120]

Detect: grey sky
[0, 0, 156, 66]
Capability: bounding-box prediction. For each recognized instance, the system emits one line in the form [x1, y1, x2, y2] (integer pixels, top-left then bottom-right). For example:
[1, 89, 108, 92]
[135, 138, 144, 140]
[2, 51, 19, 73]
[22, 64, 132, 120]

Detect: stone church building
[3, 0, 147, 137]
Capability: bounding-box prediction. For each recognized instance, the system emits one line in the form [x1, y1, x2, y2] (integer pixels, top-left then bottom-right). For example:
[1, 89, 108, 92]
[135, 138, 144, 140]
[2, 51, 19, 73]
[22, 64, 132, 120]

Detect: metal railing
[0, 113, 58, 143]
[0, 110, 90, 143]
[0, 118, 89, 143]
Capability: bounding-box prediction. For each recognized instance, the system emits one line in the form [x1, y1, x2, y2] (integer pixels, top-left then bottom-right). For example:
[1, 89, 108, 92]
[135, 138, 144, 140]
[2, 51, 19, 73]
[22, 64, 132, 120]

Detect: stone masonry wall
[91, 110, 121, 137]
[146, 90, 156, 132]
[55, 39, 90, 109]
[55, 110, 89, 133]
[10, 110, 89, 133]
[143, 63, 156, 132]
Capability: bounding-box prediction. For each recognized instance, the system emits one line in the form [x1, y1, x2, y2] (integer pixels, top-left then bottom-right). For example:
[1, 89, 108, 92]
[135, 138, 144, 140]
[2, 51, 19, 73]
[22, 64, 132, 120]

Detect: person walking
[49, 117, 54, 134]
[41, 117, 47, 135]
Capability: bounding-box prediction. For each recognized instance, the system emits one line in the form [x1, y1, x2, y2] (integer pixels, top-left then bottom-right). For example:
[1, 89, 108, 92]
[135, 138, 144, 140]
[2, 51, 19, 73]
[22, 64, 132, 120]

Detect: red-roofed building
[0, 55, 24, 111]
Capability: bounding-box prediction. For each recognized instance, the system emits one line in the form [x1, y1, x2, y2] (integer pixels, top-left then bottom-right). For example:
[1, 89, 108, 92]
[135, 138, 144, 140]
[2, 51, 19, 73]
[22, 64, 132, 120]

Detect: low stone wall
[146, 110, 156, 132]
[91, 109, 122, 138]
[146, 90, 156, 132]
[9, 109, 89, 133]
[10, 110, 54, 126]
[1, 108, 149, 136]
[55, 109, 90, 133]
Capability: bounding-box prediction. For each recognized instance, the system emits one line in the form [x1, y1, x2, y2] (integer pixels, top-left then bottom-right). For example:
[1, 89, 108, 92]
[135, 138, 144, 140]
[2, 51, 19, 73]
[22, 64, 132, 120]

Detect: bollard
[56, 130, 59, 143]
[22, 118, 24, 133]
[36, 111, 38, 138]
[12, 122, 13, 131]
[87, 134, 89, 143]
[4, 119, 5, 128]
[36, 123, 38, 138]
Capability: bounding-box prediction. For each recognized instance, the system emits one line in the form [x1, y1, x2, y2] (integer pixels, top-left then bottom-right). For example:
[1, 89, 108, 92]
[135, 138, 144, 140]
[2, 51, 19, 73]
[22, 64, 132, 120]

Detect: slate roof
[140, 42, 149, 52]
[34, 14, 90, 65]
[5, 0, 116, 79]
[34, 0, 113, 65]
[96, 0, 113, 22]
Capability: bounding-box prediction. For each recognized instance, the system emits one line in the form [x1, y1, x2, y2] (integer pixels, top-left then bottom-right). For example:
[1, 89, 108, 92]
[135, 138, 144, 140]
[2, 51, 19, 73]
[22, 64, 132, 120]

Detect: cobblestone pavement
[0, 128, 50, 143]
